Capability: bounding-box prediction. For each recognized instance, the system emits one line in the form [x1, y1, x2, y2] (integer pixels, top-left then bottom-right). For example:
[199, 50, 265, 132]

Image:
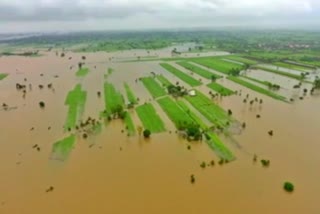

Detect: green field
[176, 61, 222, 79]
[273, 62, 310, 72]
[124, 112, 136, 136]
[206, 133, 235, 161]
[222, 55, 258, 65]
[52, 135, 76, 160]
[176, 100, 207, 130]
[160, 63, 201, 87]
[241, 76, 273, 87]
[192, 57, 244, 75]
[157, 97, 195, 129]
[76, 68, 89, 77]
[104, 82, 124, 115]
[156, 74, 172, 87]
[124, 82, 138, 104]
[0, 73, 8, 80]
[207, 82, 234, 96]
[141, 77, 167, 98]
[136, 103, 166, 133]
[254, 65, 302, 80]
[64, 84, 87, 130]
[184, 90, 232, 128]
[227, 76, 287, 102]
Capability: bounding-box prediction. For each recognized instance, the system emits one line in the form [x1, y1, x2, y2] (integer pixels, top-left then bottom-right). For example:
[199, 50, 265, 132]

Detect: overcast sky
[0, 0, 319, 33]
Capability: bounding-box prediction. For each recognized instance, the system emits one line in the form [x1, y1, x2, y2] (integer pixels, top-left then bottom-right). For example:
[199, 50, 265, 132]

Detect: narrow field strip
[136, 103, 166, 133]
[207, 82, 235, 96]
[124, 82, 138, 104]
[177, 61, 222, 79]
[141, 77, 167, 98]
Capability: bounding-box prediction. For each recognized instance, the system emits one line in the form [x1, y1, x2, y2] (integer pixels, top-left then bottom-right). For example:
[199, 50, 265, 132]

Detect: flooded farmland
[0, 49, 319, 214]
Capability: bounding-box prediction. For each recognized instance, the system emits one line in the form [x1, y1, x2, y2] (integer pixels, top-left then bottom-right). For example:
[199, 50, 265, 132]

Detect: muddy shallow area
[0, 50, 319, 214]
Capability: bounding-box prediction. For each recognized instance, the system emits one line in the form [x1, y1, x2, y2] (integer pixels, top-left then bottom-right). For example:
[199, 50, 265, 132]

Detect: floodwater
[0, 49, 319, 214]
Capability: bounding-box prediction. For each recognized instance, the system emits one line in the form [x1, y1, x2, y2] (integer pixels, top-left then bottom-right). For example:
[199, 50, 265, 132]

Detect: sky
[0, 0, 319, 33]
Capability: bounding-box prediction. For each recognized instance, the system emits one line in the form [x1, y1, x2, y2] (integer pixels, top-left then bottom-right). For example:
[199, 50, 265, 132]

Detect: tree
[143, 129, 151, 138]
[211, 75, 217, 82]
[314, 78, 320, 89]
[283, 182, 294, 192]
[39, 101, 45, 108]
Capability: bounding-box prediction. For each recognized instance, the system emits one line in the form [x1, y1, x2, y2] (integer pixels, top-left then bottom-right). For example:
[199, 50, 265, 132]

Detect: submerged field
[0, 42, 319, 214]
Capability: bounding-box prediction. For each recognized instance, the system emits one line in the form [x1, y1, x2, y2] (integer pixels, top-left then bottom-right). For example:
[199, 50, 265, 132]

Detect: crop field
[176, 100, 207, 130]
[104, 82, 124, 115]
[124, 82, 138, 104]
[192, 57, 244, 75]
[253, 65, 302, 80]
[136, 103, 166, 133]
[222, 55, 258, 65]
[0, 73, 8, 80]
[184, 90, 232, 128]
[76, 68, 89, 77]
[156, 74, 172, 87]
[273, 62, 310, 72]
[157, 97, 195, 129]
[64, 84, 87, 130]
[206, 133, 235, 161]
[160, 63, 201, 87]
[51, 135, 76, 160]
[227, 76, 287, 101]
[242, 76, 273, 87]
[141, 77, 167, 98]
[124, 112, 136, 136]
[176, 61, 222, 79]
[207, 82, 234, 96]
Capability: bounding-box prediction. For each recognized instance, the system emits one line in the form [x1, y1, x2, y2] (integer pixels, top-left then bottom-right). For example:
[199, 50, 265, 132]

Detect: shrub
[283, 182, 294, 192]
[143, 129, 151, 138]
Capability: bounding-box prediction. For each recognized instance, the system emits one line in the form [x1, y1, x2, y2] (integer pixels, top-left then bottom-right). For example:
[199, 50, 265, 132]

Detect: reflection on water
[0, 50, 319, 214]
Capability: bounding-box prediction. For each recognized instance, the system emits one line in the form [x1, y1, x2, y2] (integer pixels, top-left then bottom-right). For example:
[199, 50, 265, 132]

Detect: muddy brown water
[0, 51, 319, 214]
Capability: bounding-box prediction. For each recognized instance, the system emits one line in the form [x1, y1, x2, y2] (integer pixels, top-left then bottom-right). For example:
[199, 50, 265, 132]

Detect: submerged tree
[283, 182, 294, 192]
[143, 129, 151, 138]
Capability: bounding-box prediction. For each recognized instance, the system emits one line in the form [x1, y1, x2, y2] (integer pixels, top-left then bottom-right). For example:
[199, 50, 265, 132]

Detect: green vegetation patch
[157, 97, 195, 129]
[227, 76, 287, 102]
[124, 82, 138, 104]
[136, 103, 166, 133]
[156, 74, 172, 87]
[176, 100, 207, 130]
[51, 135, 76, 160]
[223, 55, 258, 65]
[104, 82, 124, 115]
[160, 63, 201, 87]
[0, 73, 8, 80]
[242, 76, 272, 87]
[141, 77, 167, 98]
[205, 133, 235, 161]
[273, 62, 309, 72]
[176, 61, 222, 80]
[192, 57, 244, 75]
[76, 68, 89, 77]
[207, 82, 234, 96]
[184, 90, 232, 128]
[64, 84, 87, 130]
[254, 65, 302, 80]
[124, 112, 136, 136]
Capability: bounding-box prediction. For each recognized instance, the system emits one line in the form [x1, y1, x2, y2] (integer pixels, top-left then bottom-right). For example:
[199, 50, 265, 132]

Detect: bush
[39, 101, 45, 108]
[143, 129, 151, 138]
[283, 182, 294, 192]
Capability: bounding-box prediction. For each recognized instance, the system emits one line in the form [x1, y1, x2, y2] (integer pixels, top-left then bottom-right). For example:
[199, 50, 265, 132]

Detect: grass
[184, 90, 232, 128]
[124, 82, 137, 104]
[0, 73, 8, 80]
[206, 133, 235, 161]
[141, 77, 167, 98]
[124, 112, 136, 136]
[207, 82, 234, 96]
[136, 103, 166, 133]
[227, 76, 287, 102]
[51, 135, 76, 160]
[273, 62, 309, 72]
[222, 55, 258, 65]
[104, 82, 124, 115]
[157, 97, 195, 129]
[156, 74, 172, 87]
[176, 61, 222, 79]
[254, 65, 302, 80]
[160, 63, 201, 87]
[76, 68, 89, 77]
[192, 57, 244, 75]
[64, 84, 87, 130]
